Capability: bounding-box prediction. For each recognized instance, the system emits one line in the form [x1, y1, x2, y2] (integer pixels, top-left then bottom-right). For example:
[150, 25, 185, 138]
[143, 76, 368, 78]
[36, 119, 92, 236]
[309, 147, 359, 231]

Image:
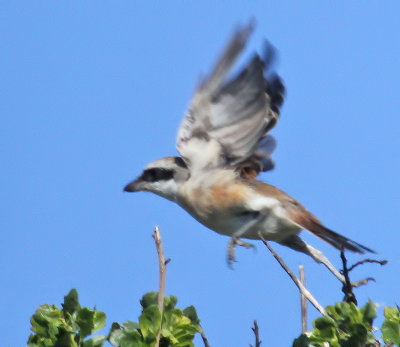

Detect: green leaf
[139, 304, 161, 340]
[77, 307, 95, 338]
[93, 311, 106, 333]
[384, 307, 400, 320]
[325, 304, 342, 320]
[341, 323, 368, 347]
[361, 300, 376, 323]
[314, 327, 336, 341]
[313, 316, 336, 330]
[336, 302, 361, 327]
[165, 318, 197, 345]
[309, 315, 339, 347]
[164, 295, 178, 311]
[382, 307, 400, 341]
[108, 325, 124, 347]
[118, 332, 144, 347]
[30, 304, 64, 339]
[292, 334, 312, 347]
[82, 335, 106, 347]
[172, 329, 196, 346]
[140, 292, 159, 309]
[382, 307, 400, 345]
[108, 322, 144, 347]
[183, 306, 200, 326]
[382, 320, 400, 345]
[53, 330, 78, 347]
[174, 338, 195, 347]
[110, 330, 143, 347]
[27, 334, 56, 346]
[62, 289, 80, 316]
[121, 320, 140, 332]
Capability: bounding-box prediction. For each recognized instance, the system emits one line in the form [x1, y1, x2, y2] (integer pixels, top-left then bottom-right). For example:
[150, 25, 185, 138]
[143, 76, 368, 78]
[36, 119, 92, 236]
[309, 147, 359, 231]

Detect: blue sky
[1, 2, 399, 346]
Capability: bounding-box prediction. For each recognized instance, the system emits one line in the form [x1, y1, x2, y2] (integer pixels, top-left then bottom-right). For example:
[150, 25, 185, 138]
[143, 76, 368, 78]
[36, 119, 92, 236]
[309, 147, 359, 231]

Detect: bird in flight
[124, 23, 373, 283]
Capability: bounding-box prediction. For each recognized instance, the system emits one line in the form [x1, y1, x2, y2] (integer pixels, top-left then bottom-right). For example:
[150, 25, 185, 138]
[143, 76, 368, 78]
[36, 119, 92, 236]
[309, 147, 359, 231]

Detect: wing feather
[176, 23, 285, 174]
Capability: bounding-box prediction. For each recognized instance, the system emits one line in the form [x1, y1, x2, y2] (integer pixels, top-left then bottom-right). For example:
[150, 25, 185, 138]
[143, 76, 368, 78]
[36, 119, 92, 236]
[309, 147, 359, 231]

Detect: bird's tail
[301, 218, 375, 254]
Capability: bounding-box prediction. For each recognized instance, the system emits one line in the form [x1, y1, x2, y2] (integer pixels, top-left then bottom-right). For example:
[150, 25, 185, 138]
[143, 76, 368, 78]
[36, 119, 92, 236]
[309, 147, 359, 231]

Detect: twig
[299, 265, 307, 333]
[340, 249, 357, 305]
[199, 325, 210, 347]
[347, 258, 388, 272]
[350, 277, 375, 288]
[340, 251, 385, 302]
[250, 320, 261, 347]
[258, 233, 326, 316]
[152, 226, 169, 347]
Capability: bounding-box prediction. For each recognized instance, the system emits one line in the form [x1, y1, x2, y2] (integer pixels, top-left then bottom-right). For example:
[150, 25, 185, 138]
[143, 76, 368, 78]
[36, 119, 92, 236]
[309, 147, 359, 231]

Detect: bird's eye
[141, 168, 174, 182]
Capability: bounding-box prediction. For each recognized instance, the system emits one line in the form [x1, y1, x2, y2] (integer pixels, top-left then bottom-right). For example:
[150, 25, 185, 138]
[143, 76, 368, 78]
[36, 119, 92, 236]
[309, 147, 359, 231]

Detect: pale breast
[177, 170, 250, 226]
[176, 173, 301, 240]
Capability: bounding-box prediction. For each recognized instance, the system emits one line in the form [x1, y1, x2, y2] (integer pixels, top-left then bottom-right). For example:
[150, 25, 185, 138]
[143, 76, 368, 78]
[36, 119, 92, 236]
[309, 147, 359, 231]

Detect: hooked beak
[123, 178, 143, 192]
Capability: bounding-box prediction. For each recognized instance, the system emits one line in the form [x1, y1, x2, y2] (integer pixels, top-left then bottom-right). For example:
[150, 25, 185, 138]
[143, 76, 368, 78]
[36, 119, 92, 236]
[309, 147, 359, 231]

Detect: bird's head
[124, 156, 189, 202]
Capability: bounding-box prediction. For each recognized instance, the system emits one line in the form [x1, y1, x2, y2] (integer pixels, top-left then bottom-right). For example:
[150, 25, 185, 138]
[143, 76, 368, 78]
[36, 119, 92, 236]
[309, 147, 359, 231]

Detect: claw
[227, 238, 237, 268]
[227, 236, 255, 267]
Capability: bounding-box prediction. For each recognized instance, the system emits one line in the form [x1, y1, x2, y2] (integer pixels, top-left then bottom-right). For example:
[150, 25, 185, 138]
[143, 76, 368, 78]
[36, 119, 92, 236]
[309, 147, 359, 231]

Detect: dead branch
[250, 320, 261, 347]
[152, 226, 169, 347]
[340, 251, 386, 303]
[199, 325, 210, 347]
[299, 265, 307, 333]
[347, 258, 388, 272]
[258, 233, 326, 316]
[340, 249, 358, 305]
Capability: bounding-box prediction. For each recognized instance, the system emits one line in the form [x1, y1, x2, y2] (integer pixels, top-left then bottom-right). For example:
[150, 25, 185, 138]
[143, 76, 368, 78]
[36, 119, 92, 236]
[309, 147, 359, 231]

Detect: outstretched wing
[176, 23, 285, 176]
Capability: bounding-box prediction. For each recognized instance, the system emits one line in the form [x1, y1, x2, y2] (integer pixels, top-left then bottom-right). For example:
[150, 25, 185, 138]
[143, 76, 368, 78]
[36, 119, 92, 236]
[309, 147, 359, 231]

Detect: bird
[124, 22, 374, 283]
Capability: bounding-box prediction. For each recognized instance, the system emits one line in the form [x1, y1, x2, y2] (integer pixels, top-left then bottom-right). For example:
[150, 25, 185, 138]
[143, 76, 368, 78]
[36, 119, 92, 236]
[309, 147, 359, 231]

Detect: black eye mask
[140, 168, 174, 182]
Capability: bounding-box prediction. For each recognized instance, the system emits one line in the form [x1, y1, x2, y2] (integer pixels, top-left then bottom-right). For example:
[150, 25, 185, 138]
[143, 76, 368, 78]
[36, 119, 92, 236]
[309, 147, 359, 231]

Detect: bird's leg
[279, 234, 346, 283]
[227, 237, 255, 265]
[227, 214, 265, 267]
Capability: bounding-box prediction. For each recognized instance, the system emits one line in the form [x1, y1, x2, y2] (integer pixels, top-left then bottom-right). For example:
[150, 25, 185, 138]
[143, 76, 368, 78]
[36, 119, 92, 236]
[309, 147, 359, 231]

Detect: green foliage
[28, 289, 400, 347]
[28, 289, 106, 347]
[381, 306, 400, 345]
[28, 289, 203, 347]
[109, 292, 201, 347]
[293, 300, 376, 346]
[293, 300, 400, 347]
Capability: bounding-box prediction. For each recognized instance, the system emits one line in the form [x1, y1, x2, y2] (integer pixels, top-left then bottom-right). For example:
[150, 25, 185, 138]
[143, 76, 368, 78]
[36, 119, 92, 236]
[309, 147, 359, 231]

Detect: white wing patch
[179, 136, 223, 171]
[176, 23, 285, 176]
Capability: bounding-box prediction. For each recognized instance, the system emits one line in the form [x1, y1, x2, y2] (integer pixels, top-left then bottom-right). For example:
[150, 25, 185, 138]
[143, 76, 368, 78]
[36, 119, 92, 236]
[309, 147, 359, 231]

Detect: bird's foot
[227, 236, 255, 268]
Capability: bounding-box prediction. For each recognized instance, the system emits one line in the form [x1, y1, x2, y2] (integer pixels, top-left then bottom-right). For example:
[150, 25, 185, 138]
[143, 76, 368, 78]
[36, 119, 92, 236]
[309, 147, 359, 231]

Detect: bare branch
[250, 320, 261, 347]
[152, 226, 168, 347]
[199, 325, 210, 347]
[299, 265, 307, 333]
[350, 277, 375, 288]
[258, 233, 326, 316]
[347, 258, 388, 272]
[340, 249, 359, 305]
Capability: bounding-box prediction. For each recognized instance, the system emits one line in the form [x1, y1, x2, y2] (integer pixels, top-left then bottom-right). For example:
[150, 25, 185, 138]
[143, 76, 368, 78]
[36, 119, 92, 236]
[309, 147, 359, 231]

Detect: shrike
[124, 23, 373, 283]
